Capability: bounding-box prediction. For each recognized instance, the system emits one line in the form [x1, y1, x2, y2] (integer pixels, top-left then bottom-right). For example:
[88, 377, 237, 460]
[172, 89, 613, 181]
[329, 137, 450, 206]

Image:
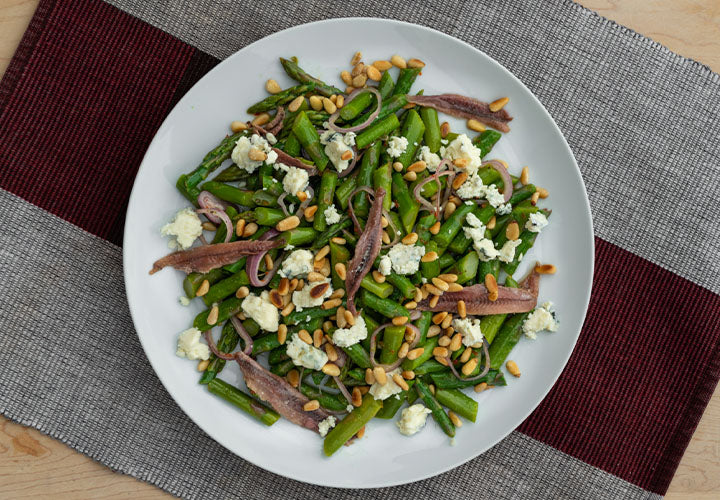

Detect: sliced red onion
[338, 147, 362, 178]
[277, 192, 290, 216]
[413, 167, 454, 218]
[333, 376, 353, 405]
[197, 191, 227, 224]
[347, 186, 376, 234]
[198, 234, 209, 246]
[203, 330, 236, 361]
[196, 208, 233, 243]
[246, 229, 281, 286]
[483, 159, 513, 202]
[328, 87, 382, 133]
[409, 310, 421, 321]
[230, 316, 254, 355]
[446, 339, 491, 381]
[381, 209, 400, 249]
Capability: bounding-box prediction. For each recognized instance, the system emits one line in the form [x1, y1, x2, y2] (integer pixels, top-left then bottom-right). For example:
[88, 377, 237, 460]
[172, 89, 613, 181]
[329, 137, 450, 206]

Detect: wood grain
[0, 0, 718, 497]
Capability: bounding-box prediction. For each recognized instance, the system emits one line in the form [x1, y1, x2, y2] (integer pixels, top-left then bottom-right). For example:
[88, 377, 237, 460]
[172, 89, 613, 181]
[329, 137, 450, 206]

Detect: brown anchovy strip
[406, 94, 513, 133]
[345, 187, 386, 315]
[417, 270, 540, 314]
[149, 239, 281, 275]
[204, 332, 330, 432]
[265, 106, 285, 135]
[272, 148, 318, 176]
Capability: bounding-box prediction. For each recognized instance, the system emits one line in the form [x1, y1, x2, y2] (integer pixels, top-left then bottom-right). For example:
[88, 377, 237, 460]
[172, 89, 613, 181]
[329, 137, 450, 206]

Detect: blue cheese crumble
[286, 333, 328, 370]
[318, 416, 337, 437]
[526, 212, 549, 233]
[522, 302, 558, 339]
[324, 204, 341, 225]
[416, 145, 442, 172]
[282, 166, 309, 195]
[279, 249, 314, 278]
[332, 315, 367, 348]
[386, 136, 409, 158]
[442, 133, 482, 175]
[161, 207, 203, 250]
[241, 291, 279, 332]
[396, 404, 432, 436]
[378, 255, 392, 276]
[176, 327, 210, 360]
[320, 130, 355, 174]
[231, 134, 278, 173]
[387, 243, 425, 275]
[453, 318, 484, 347]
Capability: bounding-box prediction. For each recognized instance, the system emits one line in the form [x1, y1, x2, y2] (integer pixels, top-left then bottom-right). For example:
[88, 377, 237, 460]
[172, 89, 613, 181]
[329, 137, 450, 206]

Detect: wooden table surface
[1, 0, 719, 498]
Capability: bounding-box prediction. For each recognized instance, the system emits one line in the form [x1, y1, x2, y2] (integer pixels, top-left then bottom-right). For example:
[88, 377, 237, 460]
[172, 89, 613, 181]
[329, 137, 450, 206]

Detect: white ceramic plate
[124, 18, 593, 488]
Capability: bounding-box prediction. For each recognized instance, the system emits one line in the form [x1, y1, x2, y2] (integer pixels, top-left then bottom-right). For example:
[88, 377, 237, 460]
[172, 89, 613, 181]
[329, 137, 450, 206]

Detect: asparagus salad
[151, 53, 558, 456]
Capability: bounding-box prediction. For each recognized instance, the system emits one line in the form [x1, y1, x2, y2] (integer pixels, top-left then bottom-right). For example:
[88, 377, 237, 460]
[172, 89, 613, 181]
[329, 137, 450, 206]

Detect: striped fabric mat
[1, 0, 719, 498]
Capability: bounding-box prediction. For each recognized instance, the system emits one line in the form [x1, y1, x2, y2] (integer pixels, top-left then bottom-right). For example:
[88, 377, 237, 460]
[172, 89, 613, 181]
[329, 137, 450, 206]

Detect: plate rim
[123, 16, 594, 488]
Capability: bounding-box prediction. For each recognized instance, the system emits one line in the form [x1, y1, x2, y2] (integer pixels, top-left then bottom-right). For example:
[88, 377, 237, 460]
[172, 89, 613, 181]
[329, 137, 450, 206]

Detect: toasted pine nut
[407, 58, 425, 68]
[277, 278, 290, 296]
[341, 70, 354, 86]
[264, 253, 274, 271]
[356, 425, 366, 439]
[431, 277, 449, 292]
[322, 298, 342, 310]
[426, 283, 444, 296]
[351, 50, 363, 65]
[452, 172, 468, 190]
[449, 411, 463, 427]
[466, 118, 486, 132]
[268, 289, 283, 308]
[373, 367, 388, 385]
[196, 279, 210, 297]
[323, 97, 337, 114]
[248, 147, 267, 161]
[402, 370, 415, 381]
[506, 360, 521, 377]
[372, 270, 386, 283]
[535, 263, 557, 274]
[304, 205, 318, 221]
[530, 191, 540, 205]
[201, 221, 216, 232]
[474, 382, 489, 393]
[458, 300, 467, 318]
[372, 60, 392, 71]
[366, 65, 381, 81]
[520, 166, 529, 186]
[336, 305, 347, 328]
[331, 236, 346, 245]
[405, 301, 417, 310]
[340, 310, 353, 327]
[352, 73, 367, 87]
[402, 232, 419, 245]
[274, 324, 287, 345]
[403, 171, 417, 181]
[485, 273, 498, 295]
[231, 218, 244, 237]
[352, 63, 366, 77]
[335, 95, 345, 108]
[406, 347, 425, 361]
[506, 221, 520, 241]
[421, 251, 439, 263]
[537, 187, 549, 198]
[433, 346, 449, 358]
[398, 342, 410, 359]
[447, 283, 463, 292]
[449, 333, 463, 351]
[276, 215, 300, 232]
[252, 113, 270, 126]
[390, 55, 407, 68]
[429, 384, 436, 395]
[313, 329, 324, 348]
[288, 95, 305, 112]
[365, 368, 376, 385]
[441, 314, 454, 330]
[438, 335, 451, 347]
[427, 325, 442, 338]
[434, 356, 449, 367]
[408, 160, 427, 173]
[341, 150, 353, 161]
[392, 316, 408, 326]
[459, 346, 472, 363]
[303, 400, 320, 411]
[286, 369, 300, 387]
[309, 95, 324, 110]
[393, 373, 410, 391]
[392, 161, 404, 172]
[295, 279, 304, 291]
[429, 294, 440, 308]
[432, 311, 448, 325]
[314, 245, 330, 261]
[281, 303, 295, 318]
[349, 387, 362, 407]
[438, 273, 458, 283]
[486, 216, 496, 230]
[334, 262, 347, 280]
[414, 287, 423, 303]
[322, 363, 340, 377]
[230, 120, 248, 133]
[298, 329, 312, 344]
[440, 121, 451, 138]
[444, 201, 457, 219]
[235, 286, 250, 300]
[265, 79, 281, 94]
[345, 86, 355, 94]
[330, 94, 338, 103]
[489, 97, 509, 112]
[197, 359, 210, 372]
[207, 305, 219, 326]
[427, 222, 440, 235]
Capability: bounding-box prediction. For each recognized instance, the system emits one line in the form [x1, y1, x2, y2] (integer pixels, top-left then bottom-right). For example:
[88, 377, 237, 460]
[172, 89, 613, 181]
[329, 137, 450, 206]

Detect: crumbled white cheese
[495, 202, 512, 215]
[179, 296, 191, 306]
[378, 255, 392, 276]
[453, 318, 484, 347]
[474, 238, 499, 261]
[241, 291, 279, 332]
[417, 145, 442, 172]
[320, 130, 354, 173]
[324, 204, 341, 225]
[292, 277, 333, 311]
[333, 315, 367, 348]
[396, 404, 432, 436]
[463, 213, 498, 262]
[286, 333, 328, 370]
[387, 243, 425, 275]
[176, 327, 210, 360]
[231, 134, 277, 173]
[282, 166, 309, 195]
[442, 134, 482, 175]
[498, 239, 522, 263]
[284, 244, 295, 250]
[318, 416, 337, 437]
[484, 184, 505, 208]
[343, 132, 357, 146]
[369, 368, 403, 400]
[346, 404, 354, 412]
[161, 207, 203, 250]
[523, 302, 558, 339]
[526, 212, 549, 233]
[279, 249, 314, 278]
[456, 173, 486, 200]
[386, 136, 409, 158]
[440, 139, 449, 145]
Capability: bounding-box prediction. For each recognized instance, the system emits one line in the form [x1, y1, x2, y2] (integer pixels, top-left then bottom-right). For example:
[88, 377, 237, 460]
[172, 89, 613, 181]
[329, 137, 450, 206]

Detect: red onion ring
[246, 229, 281, 286]
[333, 376, 353, 405]
[277, 192, 290, 216]
[197, 191, 227, 224]
[203, 330, 236, 361]
[446, 339, 491, 381]
[230, 316, 254, 355]
[413, 167, 454, 218]
[338, 147, 362, 178]
[328, 87, 382, 133]
[483, 160, 513, 202]
[196, 208, 233, 243]
[381, 209, 400, 249]
[347, 186, 376, 234]
[369, 323, 422, 371]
